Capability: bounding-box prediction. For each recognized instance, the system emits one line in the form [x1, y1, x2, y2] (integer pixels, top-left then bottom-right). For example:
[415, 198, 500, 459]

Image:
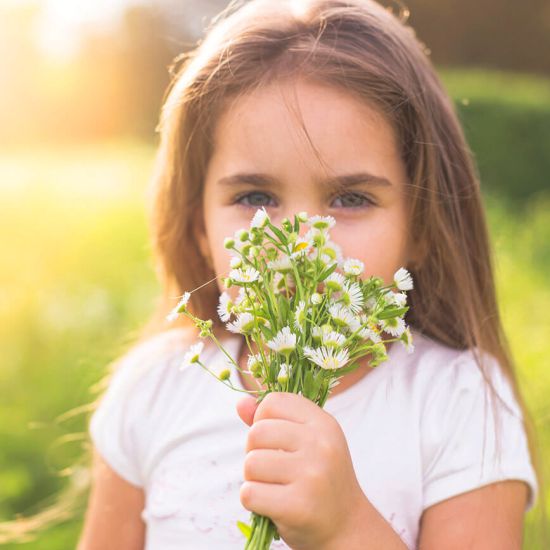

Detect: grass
[1, 69, 549, 548]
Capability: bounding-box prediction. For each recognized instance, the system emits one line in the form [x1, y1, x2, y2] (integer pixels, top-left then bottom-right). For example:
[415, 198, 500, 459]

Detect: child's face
[200, 78, 415, 291]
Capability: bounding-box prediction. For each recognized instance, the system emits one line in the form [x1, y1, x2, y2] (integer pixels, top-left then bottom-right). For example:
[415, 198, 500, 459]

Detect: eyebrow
[217, 172, 393, 189]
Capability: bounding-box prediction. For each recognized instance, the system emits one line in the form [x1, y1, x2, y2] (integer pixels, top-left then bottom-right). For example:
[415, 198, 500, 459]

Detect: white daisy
[266, 326, 297, 356]
[321, 330, 346, 348]
[365, 296, 377, 310]
[166, 291, 191, 321]
[250, 207, 269, 229]
[217, 292, 233, 322]
[400, 327, 415, 354]
[380, 316, 406, 337]
[328, 303, 357, 330]
[340, 281, 365, 313]
[290, 235, 313, 258]
[267, 255, 293, 273]
[310, 250, 333, 267]
[325, 272, 346, 292]
[234, 287, 247, 306]
[323, 240, 344, 264]
[303, 345, 351, 370]
[229, 267, 261, 284]
[277, 362, 291, 384]
[272, 272, 285, 293]
[305, 229, 325, 253]
[229, 256, 242, 269]
[311, 292, 323, 305]
[311, 325, 323, 343]
[343, 258, 364, 276]
[179, 342, 204, 370]
[293, 300, 307, 330]
[384, 290, 407, 307]
[226, 312, 256, 334]
[358, 324, 382, 344]
[247, 353, 263, 375]
[307, 215, 336, 231]
[394, 267, 413, 291]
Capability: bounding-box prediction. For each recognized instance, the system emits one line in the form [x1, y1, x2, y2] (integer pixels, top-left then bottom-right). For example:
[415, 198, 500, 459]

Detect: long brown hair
[1, 0, 545, 545]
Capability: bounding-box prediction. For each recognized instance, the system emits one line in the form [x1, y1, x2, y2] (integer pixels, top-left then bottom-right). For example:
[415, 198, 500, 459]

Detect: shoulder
[391, 329, 512, 408]
[99, 327, 201, 399]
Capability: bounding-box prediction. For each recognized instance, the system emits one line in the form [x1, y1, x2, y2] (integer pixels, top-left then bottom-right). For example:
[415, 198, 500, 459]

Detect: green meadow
[0, 69, 549, 548]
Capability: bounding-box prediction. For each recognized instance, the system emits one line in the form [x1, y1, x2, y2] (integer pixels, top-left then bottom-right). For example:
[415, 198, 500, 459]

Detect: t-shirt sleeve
[88, 345, 152, 488]
[421, 350, 538, 512]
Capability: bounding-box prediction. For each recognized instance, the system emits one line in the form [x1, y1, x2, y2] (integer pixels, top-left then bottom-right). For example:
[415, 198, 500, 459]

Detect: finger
[254, 391, 320, 424]
[240, 480, 290, 521]
[243, 448, 296, 484]
[236, 396, 259, 426]
[246, 418, 302, 453]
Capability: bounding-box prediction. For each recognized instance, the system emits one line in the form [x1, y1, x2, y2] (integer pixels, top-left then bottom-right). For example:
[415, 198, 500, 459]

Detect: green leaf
[277, 293, 290, 320]
[303, 368, 314, 398]
[318, 262, 338, 281]
[377, 306, 408, 319]
[333, 362, 360, 375]
[270, 225, 288, 244]
[293, 214, 300, 233]
[311, 371, 324, 398]
[258, 322, 273, 340]
[236, 520, 252, 540]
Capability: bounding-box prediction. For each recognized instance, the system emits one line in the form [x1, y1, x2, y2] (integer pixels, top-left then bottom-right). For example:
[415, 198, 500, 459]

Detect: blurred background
[0, 0, 549, 547]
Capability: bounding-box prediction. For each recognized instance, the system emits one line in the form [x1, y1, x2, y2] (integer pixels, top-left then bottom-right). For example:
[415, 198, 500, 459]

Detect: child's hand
[236, 392, 368, 550]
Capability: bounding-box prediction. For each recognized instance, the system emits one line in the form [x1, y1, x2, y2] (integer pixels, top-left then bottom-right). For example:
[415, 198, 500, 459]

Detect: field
[0, 69, 549, 547]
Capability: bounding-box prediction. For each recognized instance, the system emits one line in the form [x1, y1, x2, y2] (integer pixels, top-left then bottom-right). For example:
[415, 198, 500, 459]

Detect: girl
[75, 0, 542, 549]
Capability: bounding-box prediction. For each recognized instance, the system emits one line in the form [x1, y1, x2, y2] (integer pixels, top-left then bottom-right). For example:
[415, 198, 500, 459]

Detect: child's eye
[233, 191, 276, 208]
[331, 192, 374, 209]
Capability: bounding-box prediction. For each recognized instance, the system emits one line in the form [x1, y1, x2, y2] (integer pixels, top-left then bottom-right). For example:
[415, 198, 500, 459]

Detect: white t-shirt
[89, 327, 538, 550]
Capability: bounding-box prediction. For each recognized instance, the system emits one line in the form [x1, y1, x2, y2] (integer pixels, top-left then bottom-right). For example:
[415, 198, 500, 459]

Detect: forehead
[209, 79, 402, 179]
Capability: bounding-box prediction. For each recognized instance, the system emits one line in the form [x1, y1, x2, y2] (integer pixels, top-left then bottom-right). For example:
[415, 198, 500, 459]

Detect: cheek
[331, 217, 409, 284]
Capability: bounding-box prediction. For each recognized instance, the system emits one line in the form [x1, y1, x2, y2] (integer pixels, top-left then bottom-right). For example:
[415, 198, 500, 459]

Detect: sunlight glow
[9, 0, 143, 61]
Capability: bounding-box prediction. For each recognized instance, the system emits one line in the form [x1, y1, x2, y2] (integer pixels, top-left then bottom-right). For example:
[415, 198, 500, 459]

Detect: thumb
[236, 395, 259, 426]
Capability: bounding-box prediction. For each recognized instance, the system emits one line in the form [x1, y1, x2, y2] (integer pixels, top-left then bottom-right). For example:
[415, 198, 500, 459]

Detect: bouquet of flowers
[167, 208, 414, 549]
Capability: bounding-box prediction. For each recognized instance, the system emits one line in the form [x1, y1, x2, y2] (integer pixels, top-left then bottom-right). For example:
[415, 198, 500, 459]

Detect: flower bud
[311, 292, 322, 305]
[251, 363, 263, 378]
[277, 363, 290, 385]
[313, 233, 325, 247]
[282, 218, 293, 232]
[218, 368, 231, 381]
[230, 256, 242, 269]
[250, 231, 263, 245]
[277, 373, 288, 385]
[297, 211, 308, 223]
[236, 229, 249, 242]
[224, 237, 235, 249]
[224, 277, 233, 288]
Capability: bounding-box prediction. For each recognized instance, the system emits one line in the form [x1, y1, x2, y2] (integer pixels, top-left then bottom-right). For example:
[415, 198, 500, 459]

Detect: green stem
[194, 360, 261, 395]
